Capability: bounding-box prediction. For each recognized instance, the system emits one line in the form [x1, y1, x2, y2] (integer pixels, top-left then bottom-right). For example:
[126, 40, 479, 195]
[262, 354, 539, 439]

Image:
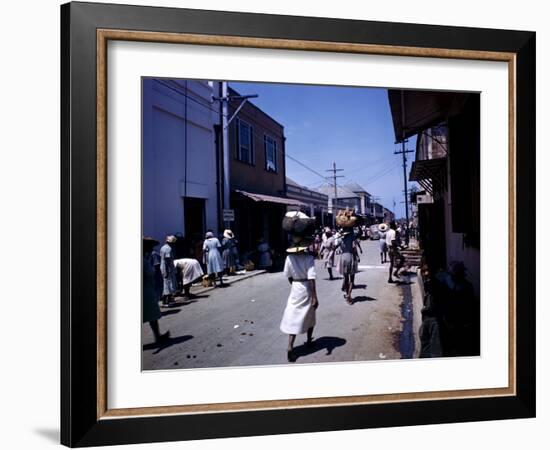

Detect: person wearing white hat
[280, 212, 319, 362]
[159, 235, 178, 306]
[222, 229, 238, 275]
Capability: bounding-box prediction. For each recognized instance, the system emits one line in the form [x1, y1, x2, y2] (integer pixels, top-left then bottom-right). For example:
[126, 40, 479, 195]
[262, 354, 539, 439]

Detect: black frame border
[61, 2, 535, 447]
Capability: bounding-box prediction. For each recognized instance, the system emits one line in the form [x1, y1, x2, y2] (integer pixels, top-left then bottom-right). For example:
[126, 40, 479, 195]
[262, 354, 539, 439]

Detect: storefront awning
[388, 90, 469, 142]
[234, 189, 307, 207]
[409, 158, 447, 197]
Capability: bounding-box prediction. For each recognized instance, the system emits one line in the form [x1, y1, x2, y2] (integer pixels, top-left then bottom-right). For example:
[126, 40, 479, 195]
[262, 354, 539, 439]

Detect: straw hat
[286, 235, 314, 253]
[378, 223, 389, 232]
[283, 211, 315, 253]
[223, 229, 234, 239]
[166, 235, 177, 243]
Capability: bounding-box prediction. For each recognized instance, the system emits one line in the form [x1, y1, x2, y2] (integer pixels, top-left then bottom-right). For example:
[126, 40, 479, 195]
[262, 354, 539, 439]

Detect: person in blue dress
[202, 231, 225, 287]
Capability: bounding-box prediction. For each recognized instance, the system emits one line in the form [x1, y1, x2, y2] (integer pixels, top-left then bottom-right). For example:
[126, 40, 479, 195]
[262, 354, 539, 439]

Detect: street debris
[378, 353, 387, 359]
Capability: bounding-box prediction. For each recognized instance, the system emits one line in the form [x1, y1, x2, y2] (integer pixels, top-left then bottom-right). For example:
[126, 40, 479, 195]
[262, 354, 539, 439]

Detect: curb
[190, 270, 267, 296]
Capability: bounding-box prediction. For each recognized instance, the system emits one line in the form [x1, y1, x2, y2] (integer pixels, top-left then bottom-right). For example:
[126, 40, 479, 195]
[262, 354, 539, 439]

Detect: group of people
[317, 226, 363, 303]
[378, 221, 407, 284]
[279, 210, 410, 362]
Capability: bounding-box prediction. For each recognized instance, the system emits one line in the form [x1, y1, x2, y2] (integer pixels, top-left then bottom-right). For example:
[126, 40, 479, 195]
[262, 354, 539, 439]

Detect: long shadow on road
[292, 336, 347, 361]
[143, 334, 194, 355]
[351, 295, 377, 303]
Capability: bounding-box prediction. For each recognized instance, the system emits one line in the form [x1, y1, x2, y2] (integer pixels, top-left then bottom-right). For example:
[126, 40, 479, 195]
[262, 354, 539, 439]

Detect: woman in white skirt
[280, 236, 319, 362]
[173, 257, 204, 299]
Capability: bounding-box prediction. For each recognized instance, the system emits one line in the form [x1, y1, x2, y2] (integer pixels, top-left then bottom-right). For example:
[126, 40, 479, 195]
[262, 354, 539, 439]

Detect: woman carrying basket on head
[280, 211, 319, 363]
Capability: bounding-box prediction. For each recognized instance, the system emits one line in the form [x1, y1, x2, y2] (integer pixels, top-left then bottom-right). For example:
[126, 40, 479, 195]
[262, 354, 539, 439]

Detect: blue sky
[232, 81, 416, 219]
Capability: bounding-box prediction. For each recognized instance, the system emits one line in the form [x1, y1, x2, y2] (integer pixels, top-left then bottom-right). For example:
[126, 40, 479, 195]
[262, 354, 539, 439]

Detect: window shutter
[250, 125, 255, 164]
[264, 134, 268, 170]
[274, 139, 277, 172]
[235, 117, 240, 159]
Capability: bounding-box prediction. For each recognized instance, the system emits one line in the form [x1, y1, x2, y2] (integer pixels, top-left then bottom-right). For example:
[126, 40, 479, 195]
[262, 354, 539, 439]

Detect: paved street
[142, 239, 421, 370]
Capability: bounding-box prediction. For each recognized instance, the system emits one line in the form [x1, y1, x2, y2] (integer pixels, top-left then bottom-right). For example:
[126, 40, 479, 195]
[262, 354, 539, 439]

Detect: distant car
[369, 224, 380, 240]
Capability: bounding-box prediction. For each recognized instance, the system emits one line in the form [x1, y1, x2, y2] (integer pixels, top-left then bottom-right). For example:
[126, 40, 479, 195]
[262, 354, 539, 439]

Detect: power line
[286, 153, 333, 183]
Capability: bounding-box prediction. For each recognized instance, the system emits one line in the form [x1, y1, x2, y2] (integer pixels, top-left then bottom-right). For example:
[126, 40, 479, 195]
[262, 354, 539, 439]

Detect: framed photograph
[61, 1, 535, 447]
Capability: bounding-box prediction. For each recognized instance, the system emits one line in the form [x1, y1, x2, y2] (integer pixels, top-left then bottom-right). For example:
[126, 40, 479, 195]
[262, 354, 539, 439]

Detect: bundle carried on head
[335, 208, 357, 228]
[282, 211, 316, 236]
[283, 211, 316, 253]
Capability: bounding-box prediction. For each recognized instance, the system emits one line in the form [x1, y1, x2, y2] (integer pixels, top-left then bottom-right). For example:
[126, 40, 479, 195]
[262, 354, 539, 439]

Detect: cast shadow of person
[351, 295, 376, 303]
[143, 334, 193, 355]
[292, 336, 347, 360]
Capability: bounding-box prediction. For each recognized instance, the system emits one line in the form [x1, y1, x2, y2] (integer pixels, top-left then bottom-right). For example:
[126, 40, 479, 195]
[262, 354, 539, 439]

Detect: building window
[264, 135, 277, 172]
[236, 118, 254, 165]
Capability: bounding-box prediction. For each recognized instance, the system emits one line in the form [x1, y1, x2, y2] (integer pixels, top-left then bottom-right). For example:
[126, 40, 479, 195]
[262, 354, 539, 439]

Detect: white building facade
[142, 79, 221, 243]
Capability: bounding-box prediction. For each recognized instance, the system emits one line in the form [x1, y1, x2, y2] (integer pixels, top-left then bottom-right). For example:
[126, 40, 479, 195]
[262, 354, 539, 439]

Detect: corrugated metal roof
[234, 189, 306, 207]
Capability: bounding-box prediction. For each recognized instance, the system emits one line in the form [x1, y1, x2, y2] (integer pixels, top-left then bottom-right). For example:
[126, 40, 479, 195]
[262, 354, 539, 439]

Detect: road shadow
[161, 308, 181, 317]
[351, 295, 377, 303]
[352, 284, 367, 289]
[293, 336, 347, 359]
[395, 280, 414, 286]
[143, 334, 193, 354]
[172, 294, 210, 305]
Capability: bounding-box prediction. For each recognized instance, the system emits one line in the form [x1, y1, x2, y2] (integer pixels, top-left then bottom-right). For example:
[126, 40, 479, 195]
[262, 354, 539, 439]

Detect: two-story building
[343, 182, 372, 219]
[286, 177, 330, 226]
[317, 183, 361, 218]
[142, 78, 221, 257]
[228, 87, 303, 253]
[388, 89, 480, 297]
[371, 201, 385, 222]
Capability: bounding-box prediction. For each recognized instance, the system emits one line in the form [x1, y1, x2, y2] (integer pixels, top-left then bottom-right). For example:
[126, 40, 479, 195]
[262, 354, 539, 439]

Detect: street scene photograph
[141, 78, 481, 370]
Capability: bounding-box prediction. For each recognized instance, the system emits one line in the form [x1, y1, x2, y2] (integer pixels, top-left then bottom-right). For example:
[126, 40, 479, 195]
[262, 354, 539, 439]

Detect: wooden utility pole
[325, 162, 344, 228]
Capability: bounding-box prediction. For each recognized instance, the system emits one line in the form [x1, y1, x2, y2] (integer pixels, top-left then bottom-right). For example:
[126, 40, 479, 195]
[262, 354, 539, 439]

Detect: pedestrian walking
[203, 231, 225, 287]
[173, 257, 204, 299]
[160, 235, 178, 306]
[143, 237, 170, 344]
[335, 208, 359, 304]
[337, 230, 358, 304]
[222, 229, 238, 275]
[320, 229, 337, 280]
[378, 223, 389, 263]
[387, 221, 404, 283]
[280, 211, 319, 363]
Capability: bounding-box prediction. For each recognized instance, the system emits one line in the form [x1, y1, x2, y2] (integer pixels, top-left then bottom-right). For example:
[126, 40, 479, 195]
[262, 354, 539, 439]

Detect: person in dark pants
[387, 221, 403, 283]
[143, 237, 170, 344]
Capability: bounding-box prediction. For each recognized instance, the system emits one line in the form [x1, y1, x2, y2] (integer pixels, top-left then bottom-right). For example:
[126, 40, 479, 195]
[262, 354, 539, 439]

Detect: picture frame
[60, 1, 535, 447]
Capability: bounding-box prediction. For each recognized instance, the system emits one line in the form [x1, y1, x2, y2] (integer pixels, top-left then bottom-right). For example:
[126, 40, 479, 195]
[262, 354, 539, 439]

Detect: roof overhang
[388, 90, 469, 142]
[234, 189, 307, 207]
[409, 158, 447, 197]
